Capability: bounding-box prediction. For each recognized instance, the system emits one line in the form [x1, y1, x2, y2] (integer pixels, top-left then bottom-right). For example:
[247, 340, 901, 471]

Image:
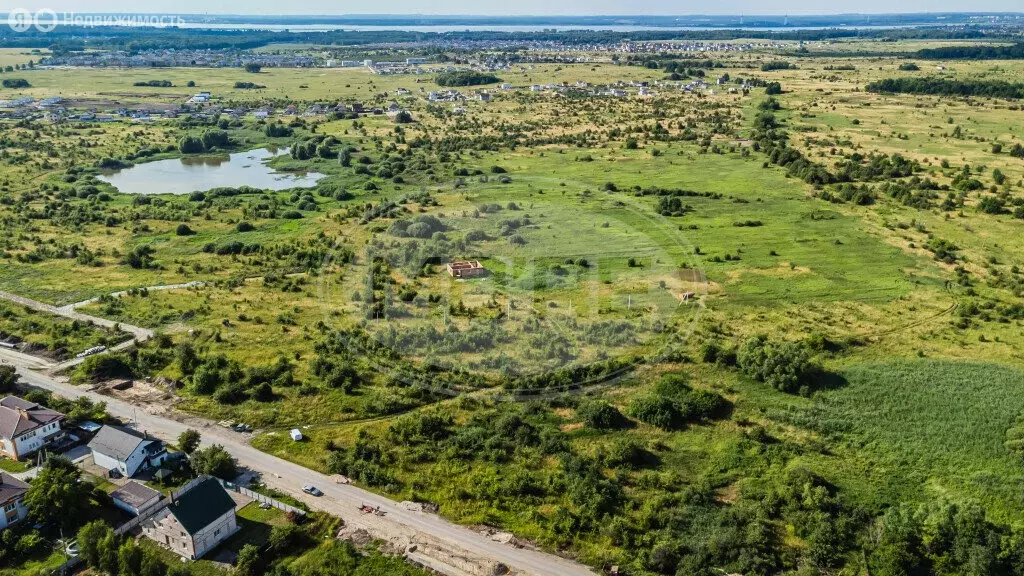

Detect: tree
[24, 456, 93, 530]
[98, 530, 120, 576]
[178, 429, 201, 455]
[200, 129, 230, 150]
[737, 335, 820, 395]
[176, 342, 199, 375]
[235, 543, 261, 576]
[78, 520, 112, 569]
[627, 395, 682, 431]
[178, 135, 204, 154]
[576, 400, 626, 430]
[268, 524, 300, 555]
[190, 445, 237, 480]
[140, 547, 166, 576]
[244, 63, 262, 73]
[119, 539, 143, 576]
[166, 564, 191, 576]
[0, 365, 17, 394]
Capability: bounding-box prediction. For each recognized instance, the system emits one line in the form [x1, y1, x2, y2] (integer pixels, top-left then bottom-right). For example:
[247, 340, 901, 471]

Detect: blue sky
[8, 1, 1021, 15]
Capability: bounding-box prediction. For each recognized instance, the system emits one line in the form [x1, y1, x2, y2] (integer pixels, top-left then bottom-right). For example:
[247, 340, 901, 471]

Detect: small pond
[97, 147, 326, 195]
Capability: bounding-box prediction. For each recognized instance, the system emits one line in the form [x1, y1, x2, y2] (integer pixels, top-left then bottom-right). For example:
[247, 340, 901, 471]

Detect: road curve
[1, 355, 597, 576]
[0, 289, 153, 342]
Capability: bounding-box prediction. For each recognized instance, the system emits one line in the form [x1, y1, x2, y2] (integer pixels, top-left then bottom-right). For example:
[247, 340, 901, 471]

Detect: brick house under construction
[446, 261, 486, 278]
[141, 476, 238, 560]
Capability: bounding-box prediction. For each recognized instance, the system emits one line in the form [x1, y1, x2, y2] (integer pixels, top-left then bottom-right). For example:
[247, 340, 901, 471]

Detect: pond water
[97, 147, 326, 195]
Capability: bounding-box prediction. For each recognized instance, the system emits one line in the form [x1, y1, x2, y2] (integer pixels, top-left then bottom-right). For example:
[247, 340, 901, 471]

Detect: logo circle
[7, 8, 33, 33]
[33, 8, 57, 32]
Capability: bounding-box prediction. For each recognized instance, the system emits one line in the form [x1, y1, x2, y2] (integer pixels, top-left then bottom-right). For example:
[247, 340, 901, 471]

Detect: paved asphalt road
[1, 355, 597, 576]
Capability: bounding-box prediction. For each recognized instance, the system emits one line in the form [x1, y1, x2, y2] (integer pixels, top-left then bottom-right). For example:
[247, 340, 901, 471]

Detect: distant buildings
[0, 97, 34, 109]
[428, 90, 464, 103]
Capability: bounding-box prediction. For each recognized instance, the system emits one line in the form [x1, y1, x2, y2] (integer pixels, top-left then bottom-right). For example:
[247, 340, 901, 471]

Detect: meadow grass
[789, 359, 1024, 520]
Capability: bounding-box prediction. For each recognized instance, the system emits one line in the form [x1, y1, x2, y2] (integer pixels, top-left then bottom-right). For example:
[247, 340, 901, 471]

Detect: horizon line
[4, 11, 1024, 17]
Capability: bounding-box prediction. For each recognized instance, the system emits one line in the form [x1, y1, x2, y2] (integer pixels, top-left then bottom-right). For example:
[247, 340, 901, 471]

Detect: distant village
[0, 70, 752, 123]
[38, 38, 798, 70]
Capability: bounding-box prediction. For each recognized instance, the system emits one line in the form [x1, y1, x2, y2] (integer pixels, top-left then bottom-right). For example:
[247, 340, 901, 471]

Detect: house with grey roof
[111, 481, 163, 516]
[0, 473, 29, 529]
[142, 476, 238, 559]
[88, 425, 167, 478]
[0, 396, 64, 461]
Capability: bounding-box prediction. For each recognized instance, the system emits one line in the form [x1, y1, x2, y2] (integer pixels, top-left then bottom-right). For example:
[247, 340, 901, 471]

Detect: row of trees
[434, 71, 501, 87]
[914, 42, 1024, 60]
[77, 521, 187, 576]
[866, 77, 1024, 100]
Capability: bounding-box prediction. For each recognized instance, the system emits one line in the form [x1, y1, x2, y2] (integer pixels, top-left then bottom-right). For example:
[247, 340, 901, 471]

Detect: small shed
[111, 481, 162, 516]
[289, 429, 303, 441]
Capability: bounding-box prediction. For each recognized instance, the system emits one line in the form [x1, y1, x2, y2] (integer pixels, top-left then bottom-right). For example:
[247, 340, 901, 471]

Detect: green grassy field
[794, 360, 1024, 519]
[0, 299, 131, 359]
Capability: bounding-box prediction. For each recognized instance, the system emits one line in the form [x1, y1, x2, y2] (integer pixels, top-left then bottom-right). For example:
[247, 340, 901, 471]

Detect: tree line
[914, 42, 1024, 60]
[866, 77, 1024, 100]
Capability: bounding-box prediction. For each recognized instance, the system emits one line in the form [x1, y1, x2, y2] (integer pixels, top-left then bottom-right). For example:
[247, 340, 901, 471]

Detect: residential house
[88, 425, 168, 478]
[142, 476, 238, 560]
[0, 396, 64, 460]
[0, 473, 28, 529]
[112, 481, 163, 516]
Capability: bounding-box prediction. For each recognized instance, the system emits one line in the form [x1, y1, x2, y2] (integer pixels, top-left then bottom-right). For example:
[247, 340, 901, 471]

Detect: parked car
[302, 485, 322, 496]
